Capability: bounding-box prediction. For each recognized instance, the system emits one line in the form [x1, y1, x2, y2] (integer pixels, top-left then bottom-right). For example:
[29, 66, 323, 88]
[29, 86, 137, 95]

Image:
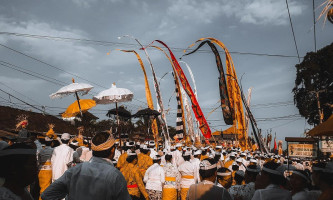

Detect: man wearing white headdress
[178, 150, 198, 200]
[149, 141, 158, 159]
[51, 133, 73, 182]
[144, 155, 165, 200]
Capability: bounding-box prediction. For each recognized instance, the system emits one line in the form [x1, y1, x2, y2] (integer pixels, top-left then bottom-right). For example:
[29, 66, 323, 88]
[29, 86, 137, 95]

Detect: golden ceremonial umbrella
[62, 99, 96, 118]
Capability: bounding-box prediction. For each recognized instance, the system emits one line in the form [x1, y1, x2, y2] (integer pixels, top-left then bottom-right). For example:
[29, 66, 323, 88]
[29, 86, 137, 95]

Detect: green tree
[293, 42, 333, 125]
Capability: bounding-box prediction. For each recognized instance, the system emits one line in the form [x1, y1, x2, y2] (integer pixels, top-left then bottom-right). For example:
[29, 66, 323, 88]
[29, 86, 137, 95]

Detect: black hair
[246, 164, 260, 178]
[61, 139, 69, 144]
[44, 140, 52, 146]
[165, 154, 172, 162]
[183, 155, 191, 161]
[202, 150, 207, 155]
[232, 165, 239, 171]
[199, 158, 217, 179]
[234, 173, 244, 185]
[142, 149, 149, 154]
[214, 154, 221, 163]
[83, 140, 89, 145]
[126, 155, 138, 163]
[91, 131, 114, 158]
[69, 140, 79, 150]
[194, 154, 200, 158]
[262, 161, 286, 186]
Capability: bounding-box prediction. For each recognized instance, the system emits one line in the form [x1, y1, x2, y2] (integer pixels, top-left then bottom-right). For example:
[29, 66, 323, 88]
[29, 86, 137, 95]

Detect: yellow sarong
[162, 188, 177, 200]
[180, 188, 189, 200]
[38, 161, 52, 200]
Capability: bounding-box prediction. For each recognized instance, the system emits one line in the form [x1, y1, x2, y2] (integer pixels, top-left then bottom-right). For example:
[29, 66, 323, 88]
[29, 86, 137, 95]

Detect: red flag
[273, 137, 277, 151]
[152, 40, 212, 139]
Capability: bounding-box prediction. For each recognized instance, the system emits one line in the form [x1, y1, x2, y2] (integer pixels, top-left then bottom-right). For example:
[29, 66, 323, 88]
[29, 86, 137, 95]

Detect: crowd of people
[0, 130, 333, 200]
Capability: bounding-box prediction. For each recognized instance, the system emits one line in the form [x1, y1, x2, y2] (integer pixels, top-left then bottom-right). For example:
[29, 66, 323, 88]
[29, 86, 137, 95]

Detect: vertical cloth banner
[151, 40, 212, 139]
[185, 38, 246, 147]
[181, 87, 195, 142]
[150, 45, 187, 139]
[181, 40, 234, 125]
[117, 50, 159, 141]
[179, 61, 201, 138]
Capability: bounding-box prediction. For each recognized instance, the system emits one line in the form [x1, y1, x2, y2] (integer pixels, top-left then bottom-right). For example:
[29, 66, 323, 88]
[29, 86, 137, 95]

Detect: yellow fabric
[180, 188, 189, 200]
[118, 49, 159, 139]
[137, 153, 153, 177]
[117, 152, 128, 169]
[120, 163, 148, 199]
[165, 177, 176, 182]
[62, 99, 96, 118]
[38, 162, 52, 200]
[162, 188, 177, 200]
[224, 160, 234, 169]
[91, 134, 115, 151]
[181, 175, 194, 179]
[200, 155, 209, 161]
[45, 128, 57, 139]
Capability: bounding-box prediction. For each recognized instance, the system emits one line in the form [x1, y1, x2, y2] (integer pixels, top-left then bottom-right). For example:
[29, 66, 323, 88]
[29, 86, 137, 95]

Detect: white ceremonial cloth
[51, 144, 73, 182]
[41, 157, 131, 200]
[144, 163, 165, 191]
[79, 146, 92, 162]
[178, 160, 197, 188]
[251, 184, 292, 200]
[190, 157, 201, 183]
[163, 162, 180, 189]
[150, 148, 158, 159]
[114, 149, 121, 161]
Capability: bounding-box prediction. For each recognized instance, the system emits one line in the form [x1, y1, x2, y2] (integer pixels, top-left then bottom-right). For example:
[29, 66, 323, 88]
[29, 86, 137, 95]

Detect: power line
[0, 88, 49, 114]
[286, 0, 301, 63]
[0, 32, 304, 59]
[0, 42, 108, 89]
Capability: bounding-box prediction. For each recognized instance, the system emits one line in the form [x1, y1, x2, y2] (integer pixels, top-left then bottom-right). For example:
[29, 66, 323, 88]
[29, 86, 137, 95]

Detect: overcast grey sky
[0, 0, 332, 146]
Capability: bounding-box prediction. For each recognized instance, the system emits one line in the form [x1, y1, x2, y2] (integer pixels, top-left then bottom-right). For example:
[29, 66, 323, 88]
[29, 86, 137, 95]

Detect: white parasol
[49, 78, 94, 116]
[93, 83, 133, 104]
[50, 79, 93, 99]
[93, 83, 133, 146]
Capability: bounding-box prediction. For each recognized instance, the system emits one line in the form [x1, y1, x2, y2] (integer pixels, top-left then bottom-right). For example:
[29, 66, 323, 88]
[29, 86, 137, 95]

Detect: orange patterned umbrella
[62, 99, 96, 118]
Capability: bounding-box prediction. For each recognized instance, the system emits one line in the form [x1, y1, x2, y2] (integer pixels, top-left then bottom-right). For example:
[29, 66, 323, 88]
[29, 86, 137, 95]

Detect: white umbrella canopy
[50, 79, 94, 99]
[93, 83, 133, 104]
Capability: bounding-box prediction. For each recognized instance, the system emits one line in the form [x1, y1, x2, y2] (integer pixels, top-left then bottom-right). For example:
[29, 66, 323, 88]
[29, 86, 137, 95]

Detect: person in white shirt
[144, 155, 165, 200]
[178, 150, 197, 200]
[149, 141, 158, 159]
[191, 150, 202, 183]
[79, 139, 92, 162]
[252, 161, 292, 200]
[174, 144, 184, 167]
[51, 133, 74, 182]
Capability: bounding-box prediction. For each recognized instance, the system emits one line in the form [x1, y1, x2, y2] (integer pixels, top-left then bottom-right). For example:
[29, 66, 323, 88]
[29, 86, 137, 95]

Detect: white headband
[262, 167, 283, 176]
[292, 171, 310, 182]
[0, 149, 36, 156]
[217, 172, 232, 176]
